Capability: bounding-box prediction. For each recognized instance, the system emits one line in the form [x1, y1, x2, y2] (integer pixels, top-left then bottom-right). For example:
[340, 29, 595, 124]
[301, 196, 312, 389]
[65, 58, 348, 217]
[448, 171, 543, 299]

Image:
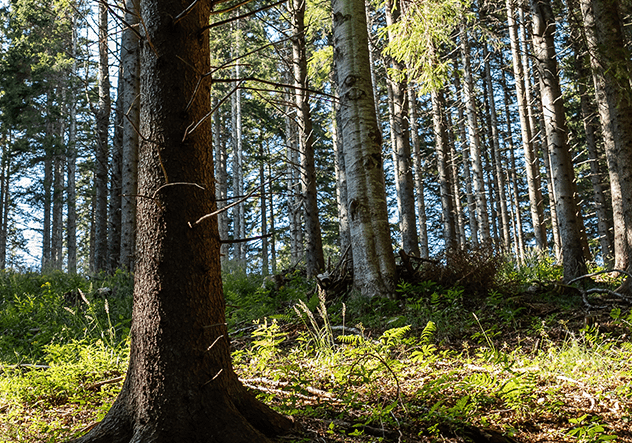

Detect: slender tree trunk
[291, 0, 324, 276]
[384, 0, 420, 257]
[52, 113, 65, 271]
[446, 109, 466, 248]
[460, 23, 491, 243]
[432, 88, 457, 252]
[231, 20, 245, 265]
[213, 96, 229, 262]
[285, 90, 303, 267]
[531, 0, 587, 280]
[453, 66, 478, 246]
[120, 0, 140, 271]
[506, 0, 547, 248]
[500, 61, 526, 260]
[408, 84, 429, 258]
[94, 0, 111, 272]
[109, 67, 124, 271]
[484, 45, 511, 249]
[332, 0, 397, 298]
[70, 0, 294, 438]
[268, 162, 277, 274]
[333, 104, 352, 263]
[260, 142, 269, 275]
[67, 15, 78, 274]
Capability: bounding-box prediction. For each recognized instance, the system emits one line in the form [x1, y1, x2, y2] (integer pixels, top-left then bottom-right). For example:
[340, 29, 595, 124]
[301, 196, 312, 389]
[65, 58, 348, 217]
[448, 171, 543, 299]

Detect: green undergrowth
[2, 257, 632, 442]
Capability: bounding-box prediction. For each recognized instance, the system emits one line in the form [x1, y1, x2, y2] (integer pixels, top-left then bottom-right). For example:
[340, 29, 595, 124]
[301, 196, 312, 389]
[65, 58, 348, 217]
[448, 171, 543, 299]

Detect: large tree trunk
[290, 0, 325, 276]
[70, 0, 294, 441]
[580, 0, 632, 273]
[285, 90, 303, 267]
[506, 0, 547, 249]
[333, 0, 396, 298]
[119, 0, 140, 271]
[94, 0, 111, 272]
[531, 0, 587, 280]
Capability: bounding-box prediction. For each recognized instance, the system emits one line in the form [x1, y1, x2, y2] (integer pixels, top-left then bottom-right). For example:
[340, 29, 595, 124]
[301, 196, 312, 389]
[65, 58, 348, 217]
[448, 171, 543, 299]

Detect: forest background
[2, 0, 632, 440]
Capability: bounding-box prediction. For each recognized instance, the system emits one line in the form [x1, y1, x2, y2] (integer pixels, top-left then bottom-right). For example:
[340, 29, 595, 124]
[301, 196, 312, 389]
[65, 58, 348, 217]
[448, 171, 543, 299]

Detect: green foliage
[567, 415, 618, 442]
[0, 270, 133, 363]
[381, 0, 471, 92]
[223, 268, 313, 329]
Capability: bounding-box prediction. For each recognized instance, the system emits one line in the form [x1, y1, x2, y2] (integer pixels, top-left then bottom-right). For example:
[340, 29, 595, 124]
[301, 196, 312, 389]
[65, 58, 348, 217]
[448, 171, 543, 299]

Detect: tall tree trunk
[260, 142, 269, 275]
[70, 0, 294, 439]
[67, 15, 78, 274]
[52, 112, 65, 271]
[446, 109, 466, 248]
[285, 94, 303, 267]
[213, 96, 229, 262]
[332, 0, 397, 298]
[109, 67, 124, 271]
[291, 0, 325, 276]
[120, 0, 140, 271]
[453, 65, 478, 246]
[42, 142, 52, 271]
[500, 61, 526, 260]
[408, 84, 429, 258]
[460, 23, 491, 243]
[384, 0, 420, 257]
[531, 0, 587, 280]
[431, 88, 457, 252]
[231, 20, 245, 265]
[506, 0, 547, 248]
[484, 45, 511, 249]
[94, 0, 111, 272]
[580, 0, 632, 274]
[268, 162, 277, 274]
[333, 103, 352, 264]
[576, 59, 613, 264]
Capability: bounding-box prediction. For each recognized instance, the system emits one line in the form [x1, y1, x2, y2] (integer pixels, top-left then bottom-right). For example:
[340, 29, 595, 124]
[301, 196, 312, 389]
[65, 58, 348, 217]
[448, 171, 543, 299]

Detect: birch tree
[332, 0, 396, 298]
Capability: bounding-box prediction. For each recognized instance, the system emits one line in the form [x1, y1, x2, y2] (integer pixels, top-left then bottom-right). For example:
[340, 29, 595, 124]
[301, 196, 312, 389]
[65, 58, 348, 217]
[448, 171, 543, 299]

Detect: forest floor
[0, 262, 631, 443]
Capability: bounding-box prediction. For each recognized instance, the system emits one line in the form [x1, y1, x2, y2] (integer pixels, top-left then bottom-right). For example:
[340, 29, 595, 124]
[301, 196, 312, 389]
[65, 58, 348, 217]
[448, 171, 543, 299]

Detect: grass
[1, 257, 632, 442]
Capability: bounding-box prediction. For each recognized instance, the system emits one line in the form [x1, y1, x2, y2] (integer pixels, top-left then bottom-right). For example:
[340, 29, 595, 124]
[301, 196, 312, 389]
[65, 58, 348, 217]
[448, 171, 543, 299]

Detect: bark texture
[332, 0, 396, 298]
[531, 0, 587, 280]
[70, 0, 294, 441]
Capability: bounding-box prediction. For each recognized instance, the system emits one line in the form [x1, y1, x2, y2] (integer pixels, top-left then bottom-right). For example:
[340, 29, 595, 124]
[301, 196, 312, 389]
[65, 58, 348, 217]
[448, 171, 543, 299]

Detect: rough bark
[52, 119, 65, 271]
[67, 16, 78, 274]
[580, 0, 632, 272]
[531, 0, 587, 280]
[119, 0, 140, 271]
[94, 0, 111, 272]
[70, 0, 294, 440]
[291, 0, 325, 276]
[332, 0, 396, 298]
